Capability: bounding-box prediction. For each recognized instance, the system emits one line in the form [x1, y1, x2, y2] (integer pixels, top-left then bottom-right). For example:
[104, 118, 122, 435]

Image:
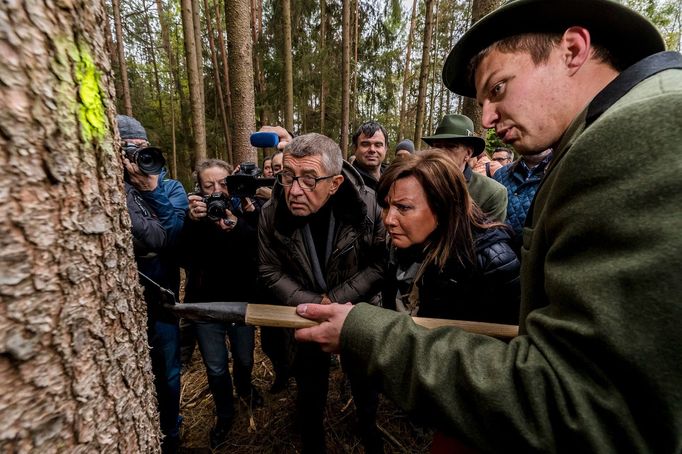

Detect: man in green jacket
[294, 0, 682, 452]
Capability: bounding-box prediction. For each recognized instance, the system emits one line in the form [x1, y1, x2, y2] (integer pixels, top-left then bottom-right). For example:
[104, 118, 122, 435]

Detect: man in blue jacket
[118, 115, 188, 453]
[294, 1, 682, 452]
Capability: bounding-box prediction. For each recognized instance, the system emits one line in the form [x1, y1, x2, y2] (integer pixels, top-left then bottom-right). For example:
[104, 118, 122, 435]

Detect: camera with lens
[203, 192, 234, 222]
[123, 142, 166, 175]
[226, 161, 275, 198]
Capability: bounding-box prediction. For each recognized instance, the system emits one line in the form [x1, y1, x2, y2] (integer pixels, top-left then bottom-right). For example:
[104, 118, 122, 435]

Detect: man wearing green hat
[423, 113, 508, 222]
[292, 0, 682, 452]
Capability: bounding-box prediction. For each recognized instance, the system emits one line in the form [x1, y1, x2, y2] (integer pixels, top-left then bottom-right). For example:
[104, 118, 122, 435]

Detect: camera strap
[137, 270, 177, 305]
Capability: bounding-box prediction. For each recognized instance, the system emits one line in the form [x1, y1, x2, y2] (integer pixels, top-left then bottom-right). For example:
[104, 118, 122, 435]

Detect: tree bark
[282, 0, 294, 131]
[398, 0, 418, 141]
[192, 0, 205, 107]
[319, 0, 327, 134]
[0, 0, 159, 451]
[352, 0, 359, 128]
[181, 0, 208, 162]
[341, 0, 351, 156]
[413, 0, 435, 149]
[205, 0, 231, 161]
[215, 0, 234, 162]
[112, 0, 133, 116]
[461, 0, 501, 135]
[226, 0, 257, 164]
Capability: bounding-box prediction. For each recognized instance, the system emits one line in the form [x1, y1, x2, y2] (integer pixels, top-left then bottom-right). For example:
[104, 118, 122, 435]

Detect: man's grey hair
[284, 133, 343, 175]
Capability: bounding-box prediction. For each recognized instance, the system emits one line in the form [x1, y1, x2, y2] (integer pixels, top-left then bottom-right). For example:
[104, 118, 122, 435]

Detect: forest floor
[177, 329, 434, 453]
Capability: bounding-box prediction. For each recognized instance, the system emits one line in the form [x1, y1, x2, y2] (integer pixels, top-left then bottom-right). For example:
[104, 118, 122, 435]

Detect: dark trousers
[261, 327, 293, 380]
[148, 318, 182, 438]
[195, 321, 255, 419]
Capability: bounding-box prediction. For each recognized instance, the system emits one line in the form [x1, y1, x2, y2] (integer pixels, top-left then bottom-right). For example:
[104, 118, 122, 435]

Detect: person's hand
[320, 295, 333, 305]
[258, 125, 292, 150]
[241, 197, 256, 213]
[188, 194, 207, 221]
[255, 186, 272, 200]
[215, 209, 238, 231]
[123, 153, 159, 191]
[294, 303, 354, 353]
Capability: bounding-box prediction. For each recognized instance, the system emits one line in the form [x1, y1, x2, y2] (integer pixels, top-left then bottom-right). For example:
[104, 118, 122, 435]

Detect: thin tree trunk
[181, 0, 208, 162]
[341, 0, 351, 156]
[171, 94, 178, 178]
[227, 0, 257, 164]
[319, 0, 327, 134]
[352, 0, 359, 128]
[104, 4, 123, 101]
[0, 0, 159, 450]
[427, 0, 440, 134]
[143, 0, 165, 126]
[204, 0, 230, 160]
[192, 0, 205, 107]
[461, 0, 500, 135]
[413, 0, 435, 148]
[112, 0, 133, 115]
[215, 0, 234, 162]
[282, 0, 294, 131]
[398, 0, 418, 141]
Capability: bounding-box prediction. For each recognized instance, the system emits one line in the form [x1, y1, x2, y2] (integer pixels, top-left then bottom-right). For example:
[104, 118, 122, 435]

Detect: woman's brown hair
[377, 150, 505, 281]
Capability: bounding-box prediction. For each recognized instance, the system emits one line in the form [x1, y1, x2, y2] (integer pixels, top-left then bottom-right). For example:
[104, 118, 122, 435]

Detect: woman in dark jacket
[379, 150, 520, 326]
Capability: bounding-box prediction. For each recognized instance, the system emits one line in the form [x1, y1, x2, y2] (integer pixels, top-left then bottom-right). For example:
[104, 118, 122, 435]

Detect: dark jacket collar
[587, 51, 682, 126]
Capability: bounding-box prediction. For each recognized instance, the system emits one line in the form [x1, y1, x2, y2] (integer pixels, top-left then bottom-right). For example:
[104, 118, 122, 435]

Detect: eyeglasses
[492, 157, 511, 163]
[276, 171, 335, 191]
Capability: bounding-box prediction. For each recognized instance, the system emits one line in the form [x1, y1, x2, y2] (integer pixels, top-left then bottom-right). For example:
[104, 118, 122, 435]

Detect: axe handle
[245, 304, 518, 340]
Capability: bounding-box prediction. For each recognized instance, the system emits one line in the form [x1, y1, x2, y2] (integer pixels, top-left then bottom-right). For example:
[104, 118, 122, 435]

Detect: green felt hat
[422, 114, 486, 157]
[443, 0, 666, 98]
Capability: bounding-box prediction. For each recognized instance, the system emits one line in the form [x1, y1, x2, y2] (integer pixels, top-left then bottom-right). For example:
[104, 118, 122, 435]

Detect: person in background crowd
[379, 150, 520, 452]
[294, 0, 682, 452]
[469, 149, 502, 177]
[118, 114, 188, 453]
[262, 155, 274, 177]
[179, 159, 263, 449]
[422, 114, 508, 222]
[351, 121, 389, 190]
[258, 133, 386, 453]
[494, 148, 553, 253]
[491, 147, 513, 166]
[394, 139, 415, 159]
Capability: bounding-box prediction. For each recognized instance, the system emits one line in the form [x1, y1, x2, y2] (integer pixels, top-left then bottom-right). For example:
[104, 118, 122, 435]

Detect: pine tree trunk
[341, 0, 351, 156]
[319, 0, 327, 134]
[226, 0, 257, 164]
[413, 0, 435, 149]
[398, 0, 418, 141]
[427, 0, 440, 135]
[352, 0, 359, 128]
[0, 0, 159, 451]
[181, 0, 208, 162]
[192, 0, 205, 107]
[216, 0, 234, 162]
[282, 0, 294, 131]
[205, 0, 231, 161]
[461, 0, 501, 135]
[112, 0, 133, 116]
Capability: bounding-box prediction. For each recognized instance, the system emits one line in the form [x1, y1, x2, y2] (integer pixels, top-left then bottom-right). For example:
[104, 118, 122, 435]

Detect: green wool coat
[340, 52, 682, 453]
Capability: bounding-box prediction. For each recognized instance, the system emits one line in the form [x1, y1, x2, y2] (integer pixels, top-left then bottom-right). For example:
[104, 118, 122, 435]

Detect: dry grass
[178, 328, 433, 453]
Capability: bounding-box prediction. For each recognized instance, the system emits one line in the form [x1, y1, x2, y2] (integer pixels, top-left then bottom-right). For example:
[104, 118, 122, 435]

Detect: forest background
[110, 0, 681, 190]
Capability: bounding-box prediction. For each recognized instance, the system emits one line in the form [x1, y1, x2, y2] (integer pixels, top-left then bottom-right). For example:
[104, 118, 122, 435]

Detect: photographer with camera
[117, 115, 188, 453]
[179, 159, 263, 449]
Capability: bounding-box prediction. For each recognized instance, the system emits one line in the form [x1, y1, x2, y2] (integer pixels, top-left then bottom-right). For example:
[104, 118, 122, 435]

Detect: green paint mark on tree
[75, 49, 107, 142]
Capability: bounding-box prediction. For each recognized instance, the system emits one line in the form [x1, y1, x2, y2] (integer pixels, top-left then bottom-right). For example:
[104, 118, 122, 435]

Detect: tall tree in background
[216, 0, 234, 160]
[250, 0, 268, 126]
[341, 0, 351, 155]
[319, 0, 328, 134]
[0, 0, 159, 450]
[227, 0, 257, 164]
[462, 0, 500, 134]
[112, 0, 133, 115]
[413, 0, 435, 148]
[282, 0, 294, 131]
[398, 0, 418, 140]
[192, 0, 205, 106]
[205, 0, 230, 161]
[181, 0, 207, 161]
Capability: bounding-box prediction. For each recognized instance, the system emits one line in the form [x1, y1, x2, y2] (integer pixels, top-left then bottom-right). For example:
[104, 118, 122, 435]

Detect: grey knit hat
[395, 139, 415, 154]
[116, 115, 148, 140]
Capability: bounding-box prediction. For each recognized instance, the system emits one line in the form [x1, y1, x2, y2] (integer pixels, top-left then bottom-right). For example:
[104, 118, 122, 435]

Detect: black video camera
[226, 162, 275, 198]
[203, 192, 234, 222]
[123, 142, 166, 175]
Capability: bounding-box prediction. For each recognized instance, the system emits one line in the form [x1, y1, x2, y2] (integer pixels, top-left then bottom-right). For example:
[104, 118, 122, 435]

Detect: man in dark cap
[394, 139, 415, 159]
[293, 1, 682, 452]
[118, 114, 188, 453]
[422, 113, 508, 222]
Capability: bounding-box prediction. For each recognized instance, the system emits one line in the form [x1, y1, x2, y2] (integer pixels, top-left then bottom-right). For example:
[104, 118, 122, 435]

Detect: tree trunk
[282, 0, 294, 131]
[352, 0, 359, 128]
[181, 0, 207, 162]
[341, 0, 351, 156]
[250, 0, 267, 128]
[192, 0, 205, 107]
[112, 0, 133, 116]
[205, 0, 231, 161]
[0, 0, 159, 451]
[413, 0, 435, 149]
[319, 0, 327, 134]
[398, 0, 418, 141]
[427, 0, 440, 135]
[461, 0, 501, 135]
[226, 0, 257, 164]
[143, 1, 165, 128]
[215, 0, 234, 162]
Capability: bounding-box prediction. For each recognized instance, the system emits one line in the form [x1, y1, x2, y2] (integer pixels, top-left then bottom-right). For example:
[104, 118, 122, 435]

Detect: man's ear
[561, 26, 591, 75]
[329, 174, 344, 194]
